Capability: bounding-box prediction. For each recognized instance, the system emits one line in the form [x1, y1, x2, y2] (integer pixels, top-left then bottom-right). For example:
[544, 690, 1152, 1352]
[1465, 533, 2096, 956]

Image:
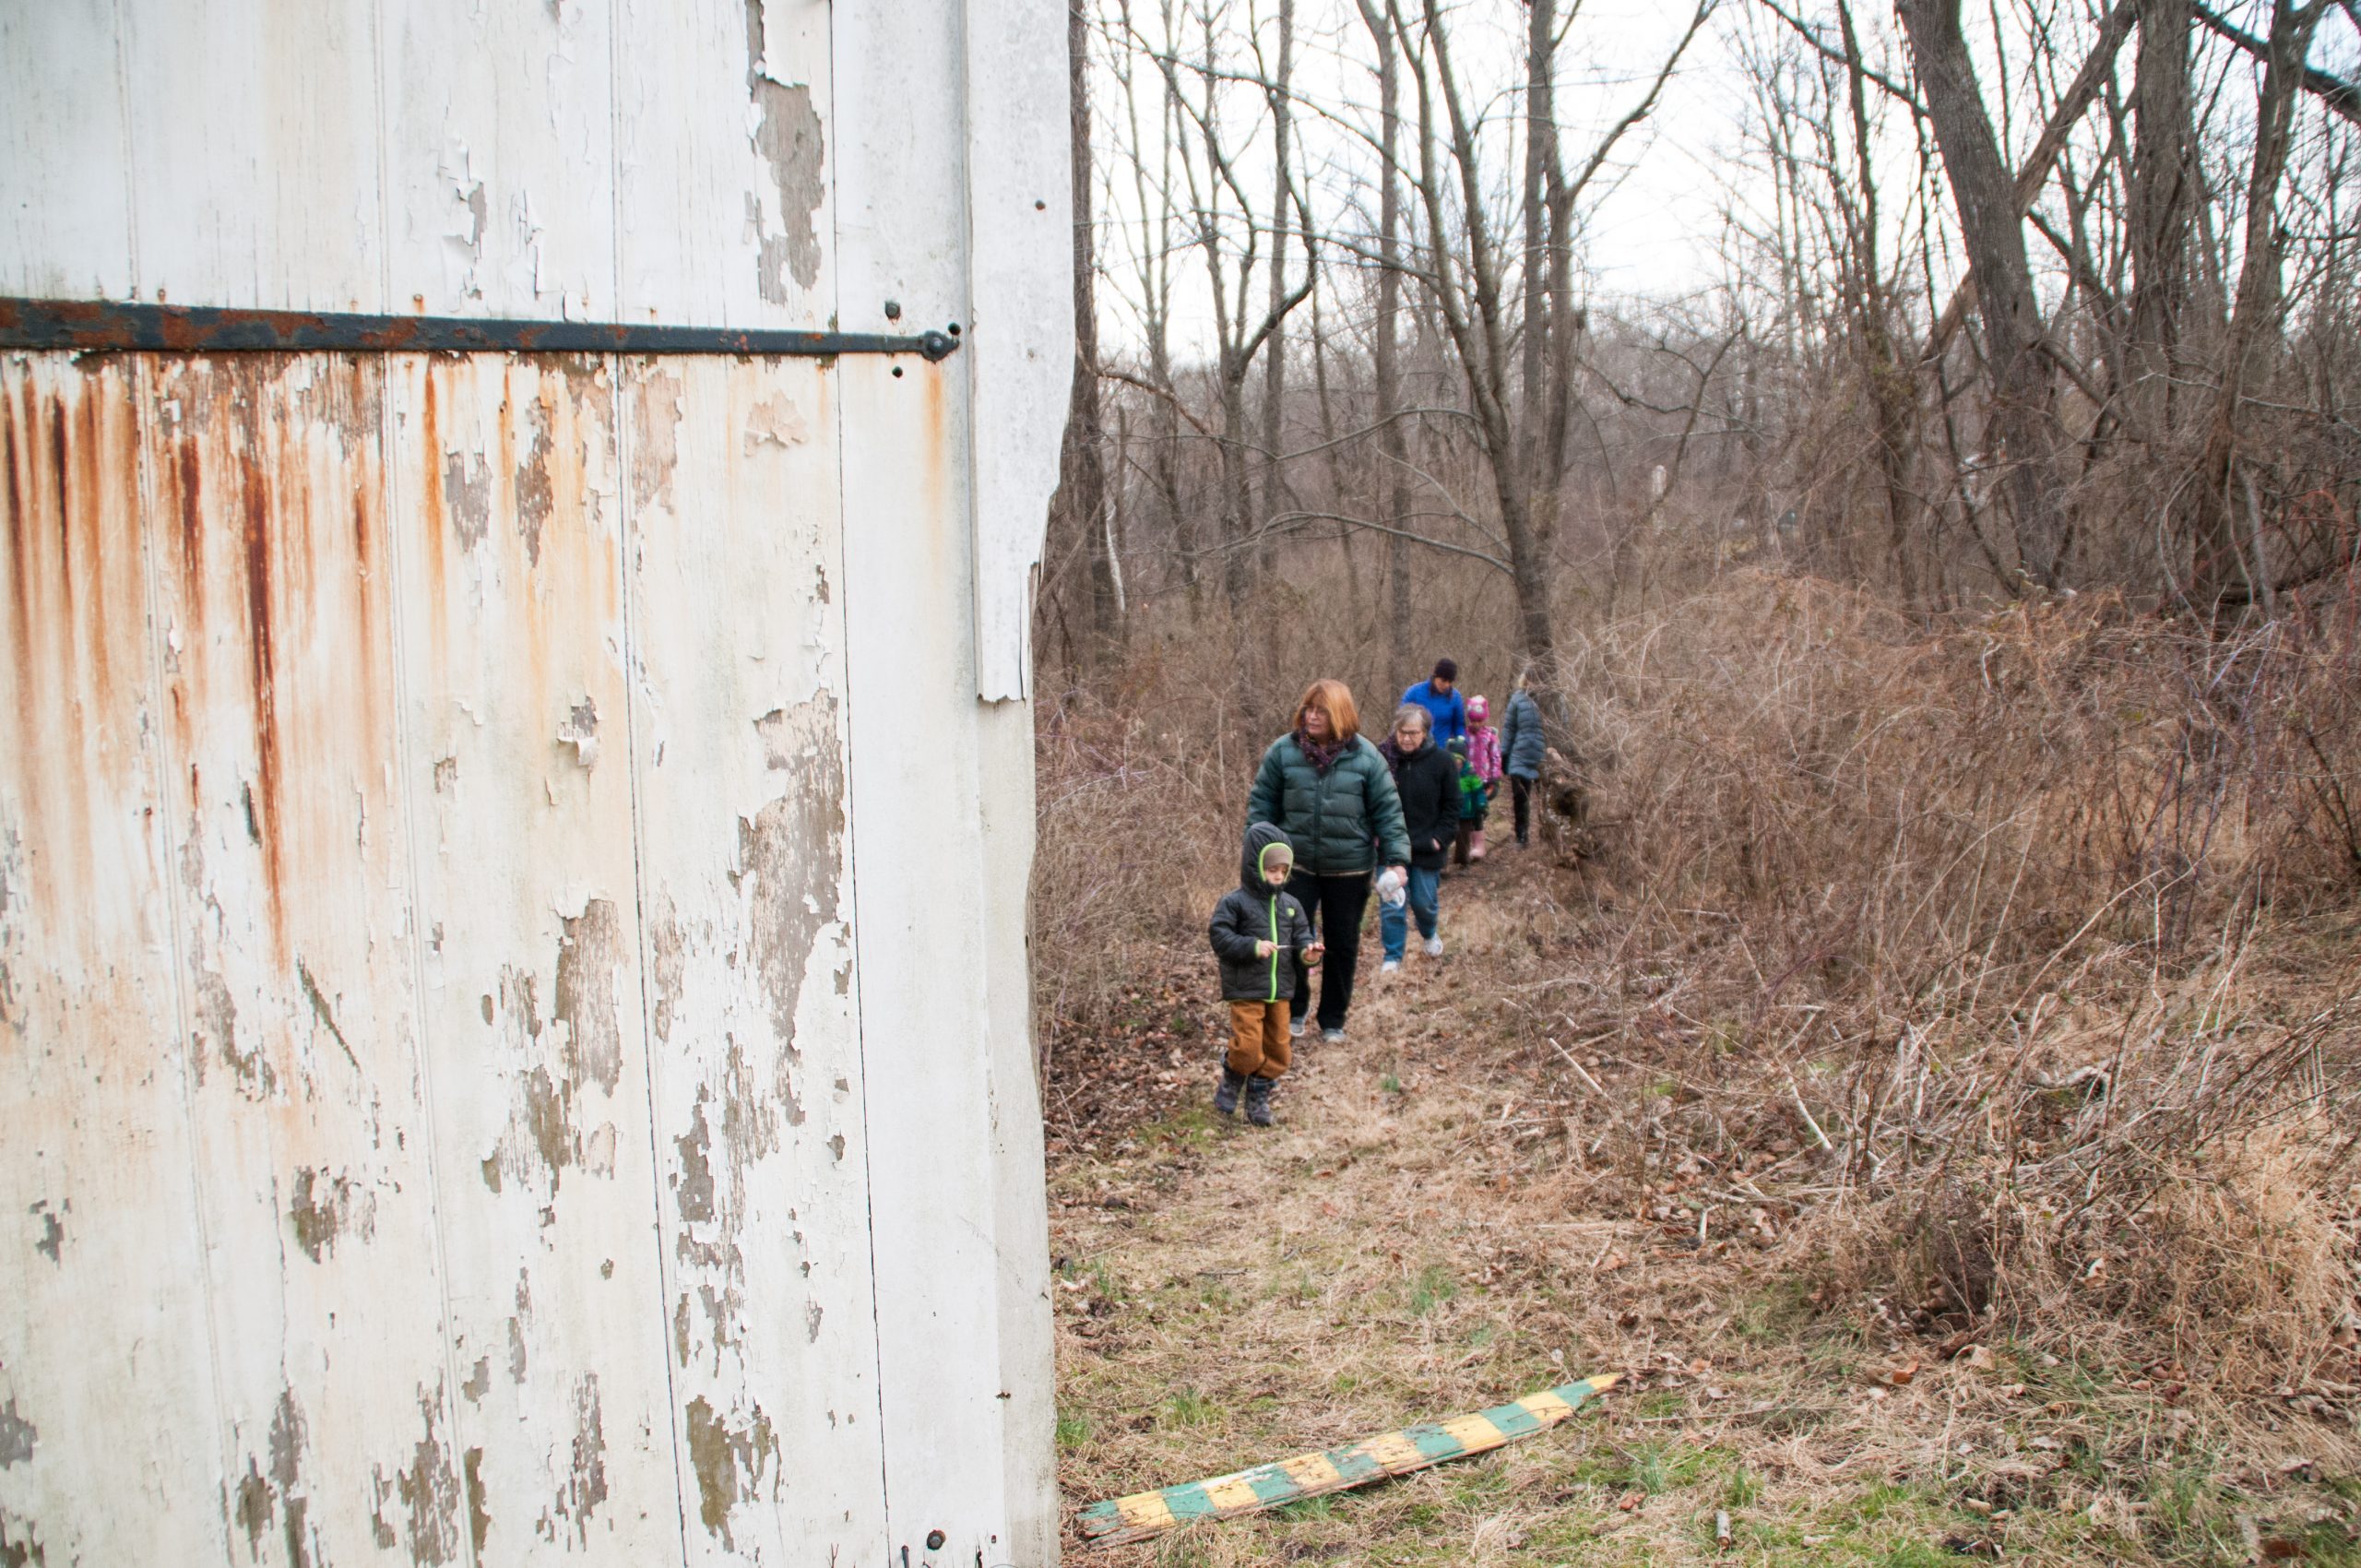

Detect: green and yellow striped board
[1074, 1373, 1619, 1547]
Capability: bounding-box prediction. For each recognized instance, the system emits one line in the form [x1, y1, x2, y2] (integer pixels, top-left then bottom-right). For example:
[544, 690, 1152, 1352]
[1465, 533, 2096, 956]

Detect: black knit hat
[1433, 657, 1458, 682]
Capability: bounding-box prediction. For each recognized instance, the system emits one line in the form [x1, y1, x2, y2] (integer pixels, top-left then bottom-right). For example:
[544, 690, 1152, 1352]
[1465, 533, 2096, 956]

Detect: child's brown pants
[1226, 1000, 1291, 1079]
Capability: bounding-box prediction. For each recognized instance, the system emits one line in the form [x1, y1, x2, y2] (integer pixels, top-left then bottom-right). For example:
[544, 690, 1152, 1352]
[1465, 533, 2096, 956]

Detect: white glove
[1376, 866, 1407, 907]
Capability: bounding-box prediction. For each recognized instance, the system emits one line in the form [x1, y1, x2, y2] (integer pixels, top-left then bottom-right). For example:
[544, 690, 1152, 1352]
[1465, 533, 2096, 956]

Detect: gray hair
[1392, 704, 1431, 735]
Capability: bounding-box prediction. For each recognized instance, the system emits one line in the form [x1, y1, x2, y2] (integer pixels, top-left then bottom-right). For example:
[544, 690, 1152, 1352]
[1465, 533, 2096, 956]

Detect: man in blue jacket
[1401, 658, 1467, 746]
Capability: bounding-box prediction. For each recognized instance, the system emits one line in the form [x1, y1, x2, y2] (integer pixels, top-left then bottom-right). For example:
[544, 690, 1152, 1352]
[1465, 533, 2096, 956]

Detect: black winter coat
[1209, 823, 1319, 1002]
[1382, 738, 1464, 871]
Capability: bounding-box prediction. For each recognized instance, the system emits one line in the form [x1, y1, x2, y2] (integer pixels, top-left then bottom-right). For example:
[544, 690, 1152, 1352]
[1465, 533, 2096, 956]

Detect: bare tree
[1356, 0, 1417, 677]
[1897, 0, 2072, 588]
[1045, 0, 1121, 661]
[1143, 0, 1315, 606]
[1397, 0, 1714, 671]
[2193, 0, 2332, 613]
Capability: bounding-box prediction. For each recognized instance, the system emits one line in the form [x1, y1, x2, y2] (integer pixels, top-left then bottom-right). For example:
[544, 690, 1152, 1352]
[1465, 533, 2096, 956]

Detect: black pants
[1511, 776, 1535, 842]
[1284, 870, 1372, 1032]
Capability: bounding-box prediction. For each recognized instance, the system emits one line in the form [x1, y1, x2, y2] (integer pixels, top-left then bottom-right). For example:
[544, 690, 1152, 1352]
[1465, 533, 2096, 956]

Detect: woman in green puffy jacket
[1246, 678, 1411, 1042]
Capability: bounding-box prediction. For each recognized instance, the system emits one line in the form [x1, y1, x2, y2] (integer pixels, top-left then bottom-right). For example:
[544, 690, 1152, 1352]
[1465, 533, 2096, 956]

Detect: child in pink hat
[1457, 695, 1503, 863]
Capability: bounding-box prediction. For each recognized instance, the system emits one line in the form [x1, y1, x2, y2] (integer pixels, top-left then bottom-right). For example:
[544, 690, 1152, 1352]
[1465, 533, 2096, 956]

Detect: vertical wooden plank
[834, 1, 1055, 1554]
[623, 354, 883, 1563]
[0, 1, 133, 301]
[377, 2, 618, 319]
[0, 355, 228, 1568]
[385, 351, 682, 1563]
[835, 351, 1019, 1563]
[147, 354, 463, 1567]
[123, 0, 383, 311]
[611, 0, 833, 327]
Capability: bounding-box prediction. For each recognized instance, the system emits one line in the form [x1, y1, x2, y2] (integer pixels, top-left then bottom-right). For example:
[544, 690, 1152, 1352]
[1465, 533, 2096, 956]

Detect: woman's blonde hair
[1295, 678, 1360, 742]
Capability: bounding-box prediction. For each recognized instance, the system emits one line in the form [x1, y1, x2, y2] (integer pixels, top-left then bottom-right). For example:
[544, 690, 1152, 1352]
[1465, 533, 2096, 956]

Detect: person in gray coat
[1499, 680, 1548, 847]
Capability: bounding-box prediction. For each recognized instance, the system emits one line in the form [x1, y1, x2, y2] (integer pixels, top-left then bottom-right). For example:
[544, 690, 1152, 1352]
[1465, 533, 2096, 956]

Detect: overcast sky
[1089, 0, 2361, 362]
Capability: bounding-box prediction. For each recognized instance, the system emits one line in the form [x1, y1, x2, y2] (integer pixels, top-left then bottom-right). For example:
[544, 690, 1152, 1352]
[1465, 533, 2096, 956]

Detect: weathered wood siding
[0, 2, 1070, 1565]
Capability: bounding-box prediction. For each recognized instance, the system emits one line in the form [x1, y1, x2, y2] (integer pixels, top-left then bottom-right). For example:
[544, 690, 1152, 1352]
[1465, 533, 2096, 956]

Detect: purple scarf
[1294, 728, 1347, 774]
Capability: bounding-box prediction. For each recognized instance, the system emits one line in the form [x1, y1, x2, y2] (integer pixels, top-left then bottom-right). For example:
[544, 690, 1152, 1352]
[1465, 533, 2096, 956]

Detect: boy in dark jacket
[1208, 823, 1323, 1125]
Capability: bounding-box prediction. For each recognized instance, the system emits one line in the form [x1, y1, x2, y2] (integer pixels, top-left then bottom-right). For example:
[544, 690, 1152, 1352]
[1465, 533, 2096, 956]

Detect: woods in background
[1038, 0, 2361, 680]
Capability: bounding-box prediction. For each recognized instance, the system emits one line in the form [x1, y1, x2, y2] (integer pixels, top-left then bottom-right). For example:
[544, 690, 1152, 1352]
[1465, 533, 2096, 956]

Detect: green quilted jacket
[1245, 733, 1410, 876]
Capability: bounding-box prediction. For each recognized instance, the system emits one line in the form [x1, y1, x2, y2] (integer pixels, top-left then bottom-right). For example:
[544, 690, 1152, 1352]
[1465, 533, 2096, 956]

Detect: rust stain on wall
[233, 444, 287, 942]
[0, 362, 149, 932]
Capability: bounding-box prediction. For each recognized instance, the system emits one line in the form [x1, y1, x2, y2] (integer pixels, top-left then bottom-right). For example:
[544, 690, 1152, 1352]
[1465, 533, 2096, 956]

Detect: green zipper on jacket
[1266, 893, 1281, 1002]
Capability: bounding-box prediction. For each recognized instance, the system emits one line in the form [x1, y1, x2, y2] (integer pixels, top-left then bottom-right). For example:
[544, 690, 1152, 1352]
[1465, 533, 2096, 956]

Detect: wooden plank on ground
[1076, 1374, 1621, 1547]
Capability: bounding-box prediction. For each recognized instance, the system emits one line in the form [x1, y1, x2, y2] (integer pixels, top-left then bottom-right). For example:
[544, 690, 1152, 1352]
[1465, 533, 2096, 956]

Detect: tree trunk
[1359, 0, 1415, 680]
[1257, 0, 1296, 579]
[2192, 0, 2324, 616]
[1519, 0, 1559, 567]
[2128, 0, 2195, 445]
[1044, 0, 1116, 654]
[1898, 0, 2069, 588]
[1218, 366, 1252, 606]
[1836, 0, 1921, 611]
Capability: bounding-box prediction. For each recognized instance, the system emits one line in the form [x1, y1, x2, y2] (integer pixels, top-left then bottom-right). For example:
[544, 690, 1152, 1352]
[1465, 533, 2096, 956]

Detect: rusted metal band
[0, 296, 961, 362]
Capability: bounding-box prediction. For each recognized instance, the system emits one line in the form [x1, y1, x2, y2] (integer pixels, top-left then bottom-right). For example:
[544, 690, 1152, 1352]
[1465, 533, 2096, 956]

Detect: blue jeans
[1379, 866, 1441, 959]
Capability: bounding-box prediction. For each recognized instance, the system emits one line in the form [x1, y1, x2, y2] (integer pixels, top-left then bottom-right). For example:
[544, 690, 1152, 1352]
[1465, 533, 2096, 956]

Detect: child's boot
[1214, 1064, 1248, 1116]
[1244, 1075, 1275, 1127]
[1468, 828, 1487, 861]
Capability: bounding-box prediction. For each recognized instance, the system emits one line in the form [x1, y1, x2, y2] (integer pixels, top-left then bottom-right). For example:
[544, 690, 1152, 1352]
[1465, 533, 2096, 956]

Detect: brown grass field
[1036, 571, 2361, 1564]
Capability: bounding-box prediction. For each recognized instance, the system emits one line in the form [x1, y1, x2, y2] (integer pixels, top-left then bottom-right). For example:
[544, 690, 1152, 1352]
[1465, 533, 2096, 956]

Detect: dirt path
[1046, 854, 2360, 1565]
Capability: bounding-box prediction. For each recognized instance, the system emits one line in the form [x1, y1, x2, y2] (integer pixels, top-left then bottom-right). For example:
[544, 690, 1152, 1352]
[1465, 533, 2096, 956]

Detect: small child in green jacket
[1208, 823, 1323, 1125]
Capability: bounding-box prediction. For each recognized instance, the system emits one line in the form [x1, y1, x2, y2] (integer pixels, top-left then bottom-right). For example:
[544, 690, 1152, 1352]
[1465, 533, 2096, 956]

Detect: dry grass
[1035, 567, 2361, 1562]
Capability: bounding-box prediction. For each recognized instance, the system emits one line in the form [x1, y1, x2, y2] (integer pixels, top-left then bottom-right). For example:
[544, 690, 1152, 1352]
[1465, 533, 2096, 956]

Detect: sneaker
[1321, 1028, 1346, 1044]
[1213, 1065, 1247, 1116]
[1288, 1016, 1308, 1039]
[1381, 958, 1401, 975]
[1423, 935, 1443, 957]
[1244, 1075, 1275, 1126]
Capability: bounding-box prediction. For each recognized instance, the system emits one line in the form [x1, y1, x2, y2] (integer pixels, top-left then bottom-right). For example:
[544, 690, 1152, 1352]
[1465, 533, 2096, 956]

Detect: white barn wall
[0, 2, 1070, 1563]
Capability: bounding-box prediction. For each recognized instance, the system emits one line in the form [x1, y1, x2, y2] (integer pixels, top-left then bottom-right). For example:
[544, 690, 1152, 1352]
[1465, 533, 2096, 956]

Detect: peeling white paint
[1, 3, 1068, 1563]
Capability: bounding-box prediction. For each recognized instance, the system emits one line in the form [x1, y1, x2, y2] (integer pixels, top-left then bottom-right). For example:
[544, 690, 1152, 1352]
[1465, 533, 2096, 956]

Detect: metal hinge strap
[0, 297, 959, 361]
